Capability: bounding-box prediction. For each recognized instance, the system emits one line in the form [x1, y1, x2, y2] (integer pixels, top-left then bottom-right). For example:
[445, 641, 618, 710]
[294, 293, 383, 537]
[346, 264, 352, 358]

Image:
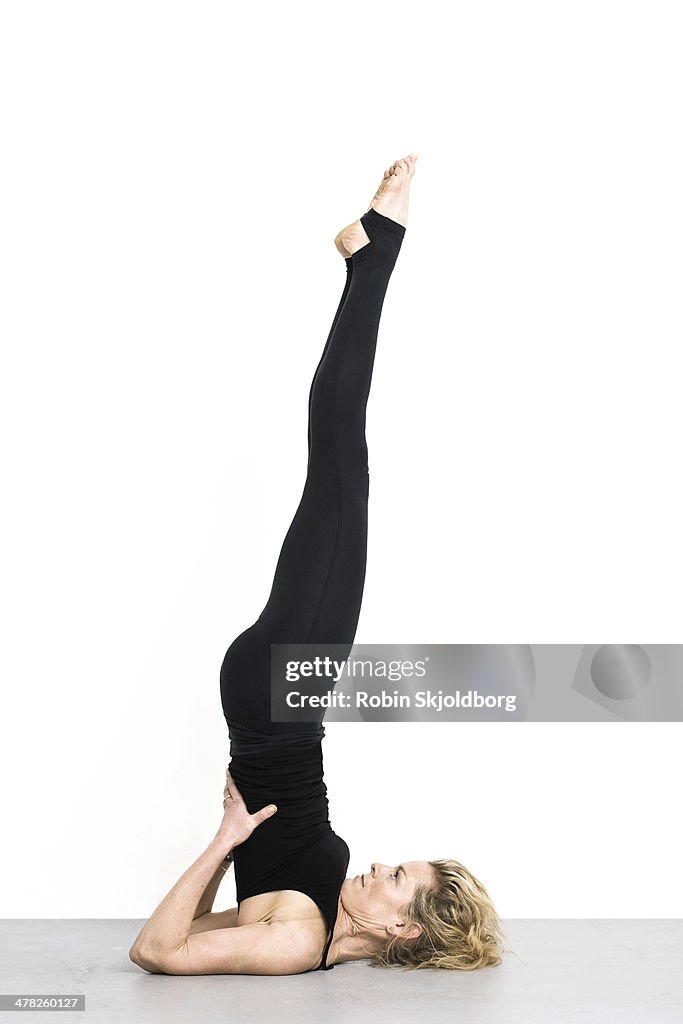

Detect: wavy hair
[366, 858, 507, 970]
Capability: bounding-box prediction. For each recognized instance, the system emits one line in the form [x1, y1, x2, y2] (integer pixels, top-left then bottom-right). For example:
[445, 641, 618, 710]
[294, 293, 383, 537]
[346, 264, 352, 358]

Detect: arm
[129, 768, 280, 972]
[134, 918, 321, 976]
[189, 852, 240, 935]
[129, 836, 236, 965]
[188, 906, 240, 935]
[193, 852, 233, 921]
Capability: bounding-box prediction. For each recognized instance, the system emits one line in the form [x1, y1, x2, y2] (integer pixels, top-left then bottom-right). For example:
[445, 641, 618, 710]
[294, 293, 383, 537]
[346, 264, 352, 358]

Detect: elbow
[129, 943, 164, 973]
[128, 942, 147, 968]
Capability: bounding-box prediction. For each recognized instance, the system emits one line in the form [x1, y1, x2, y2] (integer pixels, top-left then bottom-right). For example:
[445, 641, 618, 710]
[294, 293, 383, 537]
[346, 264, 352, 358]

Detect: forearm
[193, 852, 233, 920]
[131, 836, 237, 958]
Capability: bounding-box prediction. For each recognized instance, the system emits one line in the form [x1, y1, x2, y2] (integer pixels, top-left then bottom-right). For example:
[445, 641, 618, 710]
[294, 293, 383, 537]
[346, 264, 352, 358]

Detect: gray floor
[1, 920, 681, 1023]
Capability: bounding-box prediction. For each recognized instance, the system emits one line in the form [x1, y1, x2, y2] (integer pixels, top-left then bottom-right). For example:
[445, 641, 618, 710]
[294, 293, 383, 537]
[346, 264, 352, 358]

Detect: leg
[307, 258, 354, 458]
[220, 208, 406, 737]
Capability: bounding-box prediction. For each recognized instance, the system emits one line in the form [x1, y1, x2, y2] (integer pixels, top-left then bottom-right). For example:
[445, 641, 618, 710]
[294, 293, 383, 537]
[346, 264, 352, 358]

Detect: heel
[362, 206, 407, 239]
[352, 207, 405, 267]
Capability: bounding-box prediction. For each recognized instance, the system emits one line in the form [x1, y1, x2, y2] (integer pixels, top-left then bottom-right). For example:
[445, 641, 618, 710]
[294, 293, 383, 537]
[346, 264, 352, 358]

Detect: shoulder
[132, 920, 323, 976]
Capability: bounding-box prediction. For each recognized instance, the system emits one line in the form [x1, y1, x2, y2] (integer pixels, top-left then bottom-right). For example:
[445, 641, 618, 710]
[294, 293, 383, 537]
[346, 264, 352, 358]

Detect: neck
[325, 897, 385, 967]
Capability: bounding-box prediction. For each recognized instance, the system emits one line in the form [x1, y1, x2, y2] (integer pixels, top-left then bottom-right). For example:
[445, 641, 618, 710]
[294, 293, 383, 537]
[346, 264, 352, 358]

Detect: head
[342, 858, 506, 971]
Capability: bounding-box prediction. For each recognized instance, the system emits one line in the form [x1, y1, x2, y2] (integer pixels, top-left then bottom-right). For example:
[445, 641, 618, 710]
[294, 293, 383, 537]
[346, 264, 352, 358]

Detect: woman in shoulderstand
[129, 155, 504, 976]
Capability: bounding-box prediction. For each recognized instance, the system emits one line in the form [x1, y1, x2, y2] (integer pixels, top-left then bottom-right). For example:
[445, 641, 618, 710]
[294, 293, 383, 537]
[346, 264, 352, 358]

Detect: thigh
[220, 469, 368, 733]
[261, 469, 369, 643]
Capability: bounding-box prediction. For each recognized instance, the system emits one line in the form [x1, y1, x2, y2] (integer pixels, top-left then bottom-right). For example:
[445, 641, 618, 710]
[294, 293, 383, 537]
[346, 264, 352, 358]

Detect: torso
[238, 890, 331, 969]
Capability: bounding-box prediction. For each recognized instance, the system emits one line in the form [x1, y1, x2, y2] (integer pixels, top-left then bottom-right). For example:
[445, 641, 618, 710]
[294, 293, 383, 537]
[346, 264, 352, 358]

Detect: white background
[1, 0, 681, 918]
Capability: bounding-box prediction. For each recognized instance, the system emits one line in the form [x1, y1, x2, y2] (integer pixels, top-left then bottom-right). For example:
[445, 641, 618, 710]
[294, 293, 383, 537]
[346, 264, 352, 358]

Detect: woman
[129, 154, 504, 976]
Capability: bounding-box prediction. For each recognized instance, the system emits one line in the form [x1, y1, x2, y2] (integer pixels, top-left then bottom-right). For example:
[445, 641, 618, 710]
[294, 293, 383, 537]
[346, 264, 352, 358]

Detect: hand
[216, 768, 277, 849]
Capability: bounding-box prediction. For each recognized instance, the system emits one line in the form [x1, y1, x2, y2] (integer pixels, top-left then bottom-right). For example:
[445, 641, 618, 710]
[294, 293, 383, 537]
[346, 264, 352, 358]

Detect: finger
[252, 804, 277, 826]
[226, 768, 242, 799]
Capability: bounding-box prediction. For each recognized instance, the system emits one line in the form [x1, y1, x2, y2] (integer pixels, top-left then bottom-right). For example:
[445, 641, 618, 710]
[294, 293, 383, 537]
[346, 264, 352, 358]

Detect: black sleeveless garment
[220, 207, 406, 971]
[227, 724, 350, 971]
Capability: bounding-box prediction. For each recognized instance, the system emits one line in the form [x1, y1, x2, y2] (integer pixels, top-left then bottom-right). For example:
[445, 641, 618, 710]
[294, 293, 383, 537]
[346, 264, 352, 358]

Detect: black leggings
[220, 207, 406, 750]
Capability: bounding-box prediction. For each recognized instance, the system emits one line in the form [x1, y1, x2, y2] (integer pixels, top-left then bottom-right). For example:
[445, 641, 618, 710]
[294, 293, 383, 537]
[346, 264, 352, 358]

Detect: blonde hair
[366, 858, 507, 971]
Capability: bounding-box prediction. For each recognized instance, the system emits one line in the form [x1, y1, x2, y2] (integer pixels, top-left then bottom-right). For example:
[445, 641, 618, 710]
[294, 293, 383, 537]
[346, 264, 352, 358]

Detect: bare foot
[334, 153, 418, 258]
[366, 153, 418, 225]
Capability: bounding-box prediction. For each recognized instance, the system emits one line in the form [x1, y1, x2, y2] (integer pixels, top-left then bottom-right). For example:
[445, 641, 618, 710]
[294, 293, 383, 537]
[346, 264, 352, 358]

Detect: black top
[228, 726, 350, 972]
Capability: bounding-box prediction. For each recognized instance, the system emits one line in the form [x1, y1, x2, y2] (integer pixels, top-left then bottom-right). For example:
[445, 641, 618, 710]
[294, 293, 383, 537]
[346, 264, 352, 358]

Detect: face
[341, 860, 436, 941]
